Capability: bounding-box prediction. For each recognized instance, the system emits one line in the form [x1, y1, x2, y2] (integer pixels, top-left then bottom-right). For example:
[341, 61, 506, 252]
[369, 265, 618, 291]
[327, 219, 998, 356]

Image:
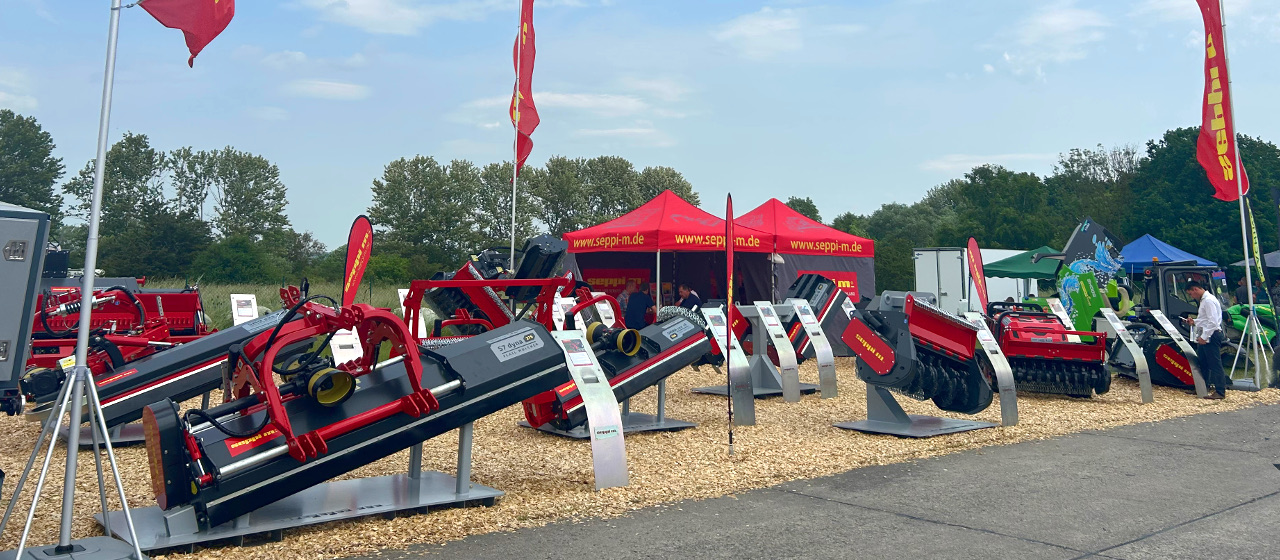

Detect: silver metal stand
[520, 379, 696, 439]
[834, 385, 996, 438]
[693, 303, 818, 399]
[95, 422, 498, 553]
[1, 2, 145, 557]
[1230, 311, 1271, 389]
[963, 312, 1018, 426]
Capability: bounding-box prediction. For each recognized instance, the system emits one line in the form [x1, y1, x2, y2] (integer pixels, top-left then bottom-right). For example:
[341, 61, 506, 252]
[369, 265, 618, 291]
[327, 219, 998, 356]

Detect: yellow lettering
[1219, 154, 1235, 180]
[1206, 34, 1216, 58]
[1207, 91, 1222, 105]
[1216, 129, 1230, 155]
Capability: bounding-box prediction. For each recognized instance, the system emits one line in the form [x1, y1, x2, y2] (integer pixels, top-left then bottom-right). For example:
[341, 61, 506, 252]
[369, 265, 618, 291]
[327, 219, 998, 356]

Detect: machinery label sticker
[562, 338, 595, 367]
[1155, 344, 1196, 384]
[796, 303, 819, 327]
[490, 328, 545, 362]
[842, 318, 894, 375]
[758, 304, 781, 327]
[226, 426, 283, 457]
[593, 426, 621, 440]
[242, 309, 290, 335]
[662, 319, 696, 341]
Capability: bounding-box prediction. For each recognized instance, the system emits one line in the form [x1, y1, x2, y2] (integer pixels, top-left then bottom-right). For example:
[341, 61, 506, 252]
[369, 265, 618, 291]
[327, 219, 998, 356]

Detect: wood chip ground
[1, 358, 1275, 559]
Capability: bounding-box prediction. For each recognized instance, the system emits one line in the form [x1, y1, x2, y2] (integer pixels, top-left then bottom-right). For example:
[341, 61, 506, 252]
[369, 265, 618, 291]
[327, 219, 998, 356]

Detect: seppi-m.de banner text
[1196, 0, 1249, 201]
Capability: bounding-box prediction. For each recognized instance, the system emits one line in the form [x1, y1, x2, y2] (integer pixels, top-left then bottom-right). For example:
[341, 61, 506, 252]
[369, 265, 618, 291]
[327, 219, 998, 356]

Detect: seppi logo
[841, 318, 894, 375]
[1155, 344, 1195, 385]
[226, 426, 283, 457]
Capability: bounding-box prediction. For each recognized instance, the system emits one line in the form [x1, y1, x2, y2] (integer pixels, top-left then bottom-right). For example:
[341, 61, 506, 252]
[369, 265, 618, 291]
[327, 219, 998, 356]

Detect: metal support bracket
[691, 306, 756, 425]
[550, 330, 628, 490]
[751, 302, 803, 402]
[786, 298, 838, 398]
[1147, 310, 1208, 397]
[963, 312, 1018, 426]
[834, 385, 995, 438]
[1100, 308, 1153, 403]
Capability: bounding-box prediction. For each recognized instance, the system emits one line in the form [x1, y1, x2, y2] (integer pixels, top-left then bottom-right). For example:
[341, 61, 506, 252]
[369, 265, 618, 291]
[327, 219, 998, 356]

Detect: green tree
[785, 196, 821, 223]
[1127, 128, 1280, 284]
[865, 203, 950, 292]
[0, 110, 64, 224]
[478, 161, 539, 255]
[98, 202, 211, 277]
[1045, 144, 1140, 236]
[636, 166, 699, 206]
[189, 235, 284, 283]
[368, 156, 486, 272]
[168, 146, 217, 220]
[210, 147, 289, 239]
[64, 132, 167, 237]
[935, 165, 1056, 249]
[829, 211, 870, 238]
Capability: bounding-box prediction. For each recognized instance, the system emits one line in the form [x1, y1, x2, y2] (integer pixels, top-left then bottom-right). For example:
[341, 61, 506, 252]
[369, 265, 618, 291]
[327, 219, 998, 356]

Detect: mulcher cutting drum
[987, 302, 1110, 398]
[144, 320, 571, 530]
[845, 292, 993, 415]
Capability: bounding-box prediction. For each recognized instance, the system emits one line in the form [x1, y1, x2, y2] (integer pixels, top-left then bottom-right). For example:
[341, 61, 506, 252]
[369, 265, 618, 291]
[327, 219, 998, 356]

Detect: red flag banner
[343, 215, 373, 308]
[141, 0, 235, 67]
[1195, 0, 1249, 201]
[510, 0, 539, 175]
[966, 238, 989, 312]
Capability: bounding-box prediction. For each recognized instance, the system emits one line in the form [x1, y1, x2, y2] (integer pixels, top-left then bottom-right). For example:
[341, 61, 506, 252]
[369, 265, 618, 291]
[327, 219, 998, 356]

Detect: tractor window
[1165, 271, 1211, 307]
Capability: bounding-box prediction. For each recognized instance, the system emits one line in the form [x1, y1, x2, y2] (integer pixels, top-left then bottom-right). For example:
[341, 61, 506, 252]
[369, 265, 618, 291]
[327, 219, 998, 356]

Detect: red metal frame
[991, 311, 1107, 363]
[226, 290, 434, 463]
[403, 274, 576, 338]
[904, 294, 977, 361]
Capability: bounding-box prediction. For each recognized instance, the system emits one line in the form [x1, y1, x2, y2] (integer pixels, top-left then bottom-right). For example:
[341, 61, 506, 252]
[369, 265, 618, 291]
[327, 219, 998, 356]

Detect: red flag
[966, 238, 988, 312]
[141, 0, 235, 67]
[1196, 0, 1249, 201]
[510, 0, 539, 176]
[342, 215, 373, 308]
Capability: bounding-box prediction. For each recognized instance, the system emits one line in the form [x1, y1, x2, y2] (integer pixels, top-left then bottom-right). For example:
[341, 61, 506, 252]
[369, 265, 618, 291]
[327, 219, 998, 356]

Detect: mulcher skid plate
[845, 292, 993, 415]
[521, 306, 710, 431]
[988, 302, 1110, 397]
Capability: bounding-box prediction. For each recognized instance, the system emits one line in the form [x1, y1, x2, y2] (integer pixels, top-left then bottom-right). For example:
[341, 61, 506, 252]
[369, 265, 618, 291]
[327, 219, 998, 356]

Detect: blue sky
[2, 0, 1278, 248]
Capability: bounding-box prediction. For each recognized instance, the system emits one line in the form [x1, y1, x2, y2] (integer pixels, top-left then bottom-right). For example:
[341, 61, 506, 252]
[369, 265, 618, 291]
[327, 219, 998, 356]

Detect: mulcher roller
[845, 292, 993, 415]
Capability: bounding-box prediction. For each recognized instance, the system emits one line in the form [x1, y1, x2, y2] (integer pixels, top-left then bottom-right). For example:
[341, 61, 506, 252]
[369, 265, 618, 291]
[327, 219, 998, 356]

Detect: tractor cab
[1135, 261, 1228, 338]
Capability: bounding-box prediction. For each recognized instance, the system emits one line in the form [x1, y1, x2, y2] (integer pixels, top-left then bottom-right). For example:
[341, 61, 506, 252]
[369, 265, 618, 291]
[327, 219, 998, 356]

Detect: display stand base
[58, 423, 146, 448]
[833, 385, 995, 438]
[95, 471, 500, 554]
[693, 354, 818, 398]
[520, 412, 696, 439]
[0, 536, 147, 560]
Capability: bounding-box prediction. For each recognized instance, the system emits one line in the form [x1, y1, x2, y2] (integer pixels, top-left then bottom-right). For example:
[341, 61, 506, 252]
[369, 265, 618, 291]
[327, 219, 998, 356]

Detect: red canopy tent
[735, 198, 876, 300]
[562, 190, 774, 304]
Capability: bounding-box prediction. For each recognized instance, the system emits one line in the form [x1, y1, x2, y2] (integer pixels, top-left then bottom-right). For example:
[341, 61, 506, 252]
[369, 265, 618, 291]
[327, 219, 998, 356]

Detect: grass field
[145, 279, 408, 330]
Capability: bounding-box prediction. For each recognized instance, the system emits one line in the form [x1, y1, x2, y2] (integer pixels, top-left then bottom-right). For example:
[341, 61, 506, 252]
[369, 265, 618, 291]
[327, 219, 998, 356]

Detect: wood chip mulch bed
[1, 358, 1275, 559]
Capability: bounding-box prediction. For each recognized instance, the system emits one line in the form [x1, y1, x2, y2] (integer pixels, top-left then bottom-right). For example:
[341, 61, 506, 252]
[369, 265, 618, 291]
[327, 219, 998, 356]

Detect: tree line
[0, 109, 698, 284]
[825, 128, 1280, 292]
[5, 106, 1276, 293]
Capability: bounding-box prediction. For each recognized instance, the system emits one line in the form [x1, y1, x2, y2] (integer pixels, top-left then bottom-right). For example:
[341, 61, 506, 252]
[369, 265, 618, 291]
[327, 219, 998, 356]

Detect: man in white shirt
[1184, 281, 1227, 399]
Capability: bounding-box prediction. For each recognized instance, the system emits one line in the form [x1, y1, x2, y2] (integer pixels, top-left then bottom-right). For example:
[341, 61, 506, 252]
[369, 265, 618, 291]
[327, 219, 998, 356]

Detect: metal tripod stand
[1229, 308, 1272, 389]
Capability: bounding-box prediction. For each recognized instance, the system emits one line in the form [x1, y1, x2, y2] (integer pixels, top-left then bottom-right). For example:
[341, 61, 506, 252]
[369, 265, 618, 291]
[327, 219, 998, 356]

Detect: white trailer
[913, 247, 1038, 315]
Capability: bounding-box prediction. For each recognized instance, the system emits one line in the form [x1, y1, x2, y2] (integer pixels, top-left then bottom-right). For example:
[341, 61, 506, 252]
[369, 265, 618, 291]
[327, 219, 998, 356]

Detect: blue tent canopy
[1120, 234, 1217, 273]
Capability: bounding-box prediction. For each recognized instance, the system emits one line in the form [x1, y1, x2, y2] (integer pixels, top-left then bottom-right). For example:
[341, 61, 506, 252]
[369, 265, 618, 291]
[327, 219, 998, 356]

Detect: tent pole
[655, 250, 661, 307]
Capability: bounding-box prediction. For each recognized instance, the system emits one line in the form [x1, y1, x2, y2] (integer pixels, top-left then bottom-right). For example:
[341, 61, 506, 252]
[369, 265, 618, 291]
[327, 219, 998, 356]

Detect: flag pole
[7, 1, 146, 558]
[508, 9, 524, 280]
[1219, 0, 1267, 386]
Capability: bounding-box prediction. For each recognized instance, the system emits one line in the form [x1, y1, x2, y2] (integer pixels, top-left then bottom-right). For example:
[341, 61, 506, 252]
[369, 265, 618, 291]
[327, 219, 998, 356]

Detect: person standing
[625, 282, 656, 330]
[677, 283, 702, 310]
[617, 280, 636, 315]
[1184, 281, 1227, 399]
[1235, 277, 1249, 305]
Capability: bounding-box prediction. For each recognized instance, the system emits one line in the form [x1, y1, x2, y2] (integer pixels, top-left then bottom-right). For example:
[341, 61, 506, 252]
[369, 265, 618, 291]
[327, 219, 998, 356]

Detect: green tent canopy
[983, 246, 1060, 279]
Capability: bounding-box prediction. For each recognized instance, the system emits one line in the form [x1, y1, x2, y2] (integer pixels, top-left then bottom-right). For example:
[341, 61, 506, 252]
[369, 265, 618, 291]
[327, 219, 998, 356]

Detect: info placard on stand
[694, 306, 755, 425]
[1147, 309, 1209, 397]
[229, 294, 259, 326]
[692, 302, 817, 401]
[785, 298, 838, 397]
[1099, 307, 1154, 404]
[550, 330, 628, 490]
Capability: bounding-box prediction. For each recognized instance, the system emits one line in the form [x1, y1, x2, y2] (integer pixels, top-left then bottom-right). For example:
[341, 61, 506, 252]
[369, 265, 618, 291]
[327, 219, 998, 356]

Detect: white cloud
[465, 92, 648, 115]
[921, 153, 1056, 173]
[983, 63, 995, 73]
[0, 67, 36, 111]
[297, 0, 601, 35]
[247, 106, 289, 121]
[262, 50, 308, 70]
[618, 77, 688, 103]
[714, 7, 803, 59]
[574, 127, 675, 147]
[1000, 2, 1109, 77]
[0, 92, 38, 112]
[282, 79, 372, 101]
[480, 121, 503, 129]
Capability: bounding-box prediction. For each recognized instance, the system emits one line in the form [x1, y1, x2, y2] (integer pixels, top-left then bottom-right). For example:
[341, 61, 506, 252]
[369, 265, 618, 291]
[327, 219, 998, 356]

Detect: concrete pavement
[358, 405, 1280, 559]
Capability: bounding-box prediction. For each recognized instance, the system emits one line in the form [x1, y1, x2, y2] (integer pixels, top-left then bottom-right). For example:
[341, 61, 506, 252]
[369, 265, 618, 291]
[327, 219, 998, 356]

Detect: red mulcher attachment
[843, 291, 994, 415]
[986, 301, 1110, 397]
